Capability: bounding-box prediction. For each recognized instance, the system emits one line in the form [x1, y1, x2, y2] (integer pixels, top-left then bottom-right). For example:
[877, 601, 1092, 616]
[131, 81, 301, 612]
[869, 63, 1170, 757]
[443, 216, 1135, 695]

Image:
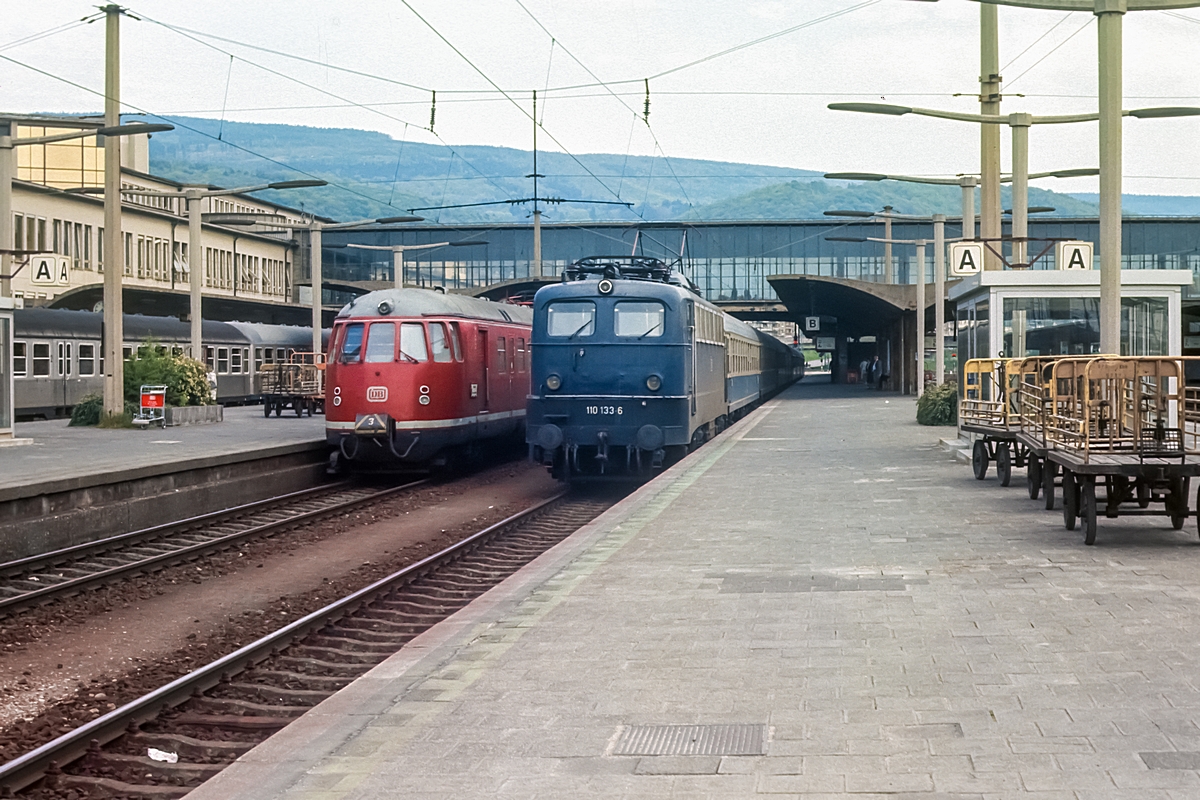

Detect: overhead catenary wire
[135, 10, 513, 201]
[0, 50, 411, 214]
[0, 15, 98, 52]
[397, 0, 644, 222]
[1005, 16, 1095, 89]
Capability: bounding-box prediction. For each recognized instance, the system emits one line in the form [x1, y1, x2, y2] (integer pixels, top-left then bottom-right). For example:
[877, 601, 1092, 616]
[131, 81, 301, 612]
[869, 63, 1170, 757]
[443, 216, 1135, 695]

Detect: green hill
[687, 179, 1100, 220]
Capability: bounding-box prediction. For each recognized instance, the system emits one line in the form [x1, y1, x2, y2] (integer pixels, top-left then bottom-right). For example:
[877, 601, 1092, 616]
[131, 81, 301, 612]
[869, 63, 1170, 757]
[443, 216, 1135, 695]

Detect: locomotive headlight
[646, 374, 662, 391]
[545, 373, 562, 391]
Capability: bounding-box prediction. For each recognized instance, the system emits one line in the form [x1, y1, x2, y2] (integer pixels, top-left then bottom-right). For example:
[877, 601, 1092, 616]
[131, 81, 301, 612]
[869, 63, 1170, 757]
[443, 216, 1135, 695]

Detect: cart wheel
[295, 401, 304, 417]
[972, 440, 989, 481]
[1081, 478, 1097, 545]
[1044, 460, 1057, 510]
[1137, 480, 1151, 509]
[263, 402, 272, 418]
[996, 443, 1012, 487]
[275, 404, 282, 417]
[1027, 457, 1042, 500]
[1170, 477, 1189, 531]
[1063, 469, 1078, 531]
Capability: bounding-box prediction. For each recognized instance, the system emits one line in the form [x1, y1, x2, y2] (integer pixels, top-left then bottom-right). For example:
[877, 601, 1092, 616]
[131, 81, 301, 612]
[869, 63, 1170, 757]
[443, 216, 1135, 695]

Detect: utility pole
[1096, 5, 1122, 354]
[882, 206, 893, 283]
[530, 90, 543, 278]
[310, 224, 322, 358]
[186, 188, 203, 360]
[933, 214, 946, 387]
[915, 239, 926, 397]
[980, 4, 1002, 271]
[102, 3, 124, 418]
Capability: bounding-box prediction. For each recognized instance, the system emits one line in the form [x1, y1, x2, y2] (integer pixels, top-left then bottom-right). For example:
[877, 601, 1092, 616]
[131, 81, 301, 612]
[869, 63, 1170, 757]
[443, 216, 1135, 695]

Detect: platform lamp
[116, 179, 327, 361]
[345, 241, 488, 289]
[828, 212, 961, 396]
[965, 0, 1200, 354]
[824, 169, 1098, 240]
[830, 99, 1200, 351]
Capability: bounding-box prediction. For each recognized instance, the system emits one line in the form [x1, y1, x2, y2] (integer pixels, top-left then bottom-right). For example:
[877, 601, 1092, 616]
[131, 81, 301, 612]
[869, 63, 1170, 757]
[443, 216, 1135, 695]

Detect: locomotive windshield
[364, 322, 395, 363]
[399, 323, 429, 362]
[339, 323, 364, 363]
[547, 302, 595, 337]
[614, 301, 665, 338]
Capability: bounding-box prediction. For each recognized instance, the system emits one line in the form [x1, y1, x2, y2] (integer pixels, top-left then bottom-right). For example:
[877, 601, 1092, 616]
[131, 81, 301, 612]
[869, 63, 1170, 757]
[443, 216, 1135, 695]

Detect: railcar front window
[615, 301, 665, 337]
[400, 323, 429, 363]
[547, 301, 595, 337]
[339, 323, 364, 363]
[429, 323, 452, 363]
[364, 322, 396, 363]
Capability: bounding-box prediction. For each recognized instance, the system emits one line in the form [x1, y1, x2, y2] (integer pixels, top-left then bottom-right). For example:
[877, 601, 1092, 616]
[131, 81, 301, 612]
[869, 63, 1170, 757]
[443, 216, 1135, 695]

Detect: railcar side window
[13, 342, 26, 377]
[364, 322, 396, 363]
[448, 322, 463, 361]
[496, 337, 507, 374]
[614, 301, 665, 337]
[429, 323, 452, 363]
[546, 301, 595, 337]
[217, 347, 230, 374]
[516, 338, 526, 372]
[255, 348, 264, 370]
[78, 343, 95, 376]
[339, 323, 364, 363]
[57, 343, 72, 376]
[205, 347, 214, 371]
[231, 348, 243, 374]
[399, 323, 428, 362]
[32, 343, 50, 376]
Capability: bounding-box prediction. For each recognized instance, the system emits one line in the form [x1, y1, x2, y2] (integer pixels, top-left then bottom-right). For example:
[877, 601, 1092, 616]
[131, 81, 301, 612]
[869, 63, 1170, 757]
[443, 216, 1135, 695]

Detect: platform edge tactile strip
[612, 724, 767, 756]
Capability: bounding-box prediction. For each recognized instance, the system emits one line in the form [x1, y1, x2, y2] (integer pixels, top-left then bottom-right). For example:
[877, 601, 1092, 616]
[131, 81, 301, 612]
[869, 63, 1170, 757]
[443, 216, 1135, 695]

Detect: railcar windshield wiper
[567, 320, 594, 340]
[637, 321, 663, 340]
[398, 350, 419, 364]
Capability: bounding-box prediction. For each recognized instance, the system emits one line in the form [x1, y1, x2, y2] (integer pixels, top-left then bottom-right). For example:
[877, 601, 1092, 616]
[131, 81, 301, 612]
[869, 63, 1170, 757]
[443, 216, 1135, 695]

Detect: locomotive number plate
[585, 405, 623, 416]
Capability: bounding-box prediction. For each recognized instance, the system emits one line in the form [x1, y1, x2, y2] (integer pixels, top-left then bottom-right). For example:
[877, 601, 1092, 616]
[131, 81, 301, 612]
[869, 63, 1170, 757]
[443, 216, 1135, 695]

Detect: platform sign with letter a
[29, 255, 70, 286]
[1056, 240, 1093, 271]
[949, 243, 983, 277]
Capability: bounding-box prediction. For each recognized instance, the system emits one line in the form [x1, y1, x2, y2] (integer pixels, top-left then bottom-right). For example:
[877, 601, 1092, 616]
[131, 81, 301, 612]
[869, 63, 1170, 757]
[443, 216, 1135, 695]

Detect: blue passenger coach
[526, 256, 803, 480]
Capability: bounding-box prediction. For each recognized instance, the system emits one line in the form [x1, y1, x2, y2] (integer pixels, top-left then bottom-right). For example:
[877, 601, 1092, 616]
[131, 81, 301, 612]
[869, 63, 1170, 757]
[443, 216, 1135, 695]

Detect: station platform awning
[461, 276, 560, 304]
[767, 274, 954, 338]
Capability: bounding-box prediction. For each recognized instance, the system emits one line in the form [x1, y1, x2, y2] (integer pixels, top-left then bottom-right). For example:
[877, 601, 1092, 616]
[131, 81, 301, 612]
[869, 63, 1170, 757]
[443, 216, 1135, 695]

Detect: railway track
[0, 480, 426, 617]
[0, 490, 613, 798]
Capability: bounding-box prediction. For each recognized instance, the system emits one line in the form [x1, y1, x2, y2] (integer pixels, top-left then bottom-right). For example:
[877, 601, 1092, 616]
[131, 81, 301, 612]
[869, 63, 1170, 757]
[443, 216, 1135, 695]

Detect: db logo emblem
[366, 386, 388, 402]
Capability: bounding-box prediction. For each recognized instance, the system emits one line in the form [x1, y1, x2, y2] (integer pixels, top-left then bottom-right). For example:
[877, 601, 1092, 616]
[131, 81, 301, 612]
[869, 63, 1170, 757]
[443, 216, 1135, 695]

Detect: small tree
[123, 339, 212, 408]
[916, 381, 958, 426]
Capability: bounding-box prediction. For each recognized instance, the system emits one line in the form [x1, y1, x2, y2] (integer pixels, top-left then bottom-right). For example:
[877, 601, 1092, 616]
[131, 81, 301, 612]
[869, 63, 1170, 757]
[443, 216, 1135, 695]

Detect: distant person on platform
[859, 359, 869, 386]
[871, 356, 883, 390]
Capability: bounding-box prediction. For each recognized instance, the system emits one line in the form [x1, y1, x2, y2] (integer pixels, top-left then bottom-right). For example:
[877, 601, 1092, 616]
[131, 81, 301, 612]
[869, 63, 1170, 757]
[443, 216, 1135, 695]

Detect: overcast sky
[6, 0, 1200, 196]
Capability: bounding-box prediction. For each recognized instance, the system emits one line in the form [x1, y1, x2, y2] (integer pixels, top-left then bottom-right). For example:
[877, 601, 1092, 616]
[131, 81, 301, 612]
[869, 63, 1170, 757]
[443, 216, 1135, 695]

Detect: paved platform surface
[0, 405, 324, 496]
[189, 378, 1200, 799]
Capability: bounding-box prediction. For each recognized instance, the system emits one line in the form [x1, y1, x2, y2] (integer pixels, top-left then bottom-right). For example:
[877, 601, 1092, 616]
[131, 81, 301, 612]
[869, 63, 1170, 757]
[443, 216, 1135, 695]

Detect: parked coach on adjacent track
[526, 256, 804, 480]
[13, 307, 316, 419]
[325, 288, 533, 471]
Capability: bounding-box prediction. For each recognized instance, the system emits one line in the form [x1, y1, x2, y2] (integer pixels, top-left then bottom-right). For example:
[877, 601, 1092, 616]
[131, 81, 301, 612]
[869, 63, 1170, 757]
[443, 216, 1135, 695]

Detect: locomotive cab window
[547, 301, 595, 337]
[448, 322, 463, 361]
[614, 301, 665, 338]
[339, 323, 365, 363]
[399, 323, 428, 362]
[429, 323, 452, 363]
[364, 322, 396, 363]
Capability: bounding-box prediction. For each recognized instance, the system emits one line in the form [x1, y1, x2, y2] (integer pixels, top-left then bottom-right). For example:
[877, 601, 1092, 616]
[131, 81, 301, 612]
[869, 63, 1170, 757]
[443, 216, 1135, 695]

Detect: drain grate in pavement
[613, 724, 767, 756]
[715, 574, 926, 593]
[1141, 752, 1200, 770]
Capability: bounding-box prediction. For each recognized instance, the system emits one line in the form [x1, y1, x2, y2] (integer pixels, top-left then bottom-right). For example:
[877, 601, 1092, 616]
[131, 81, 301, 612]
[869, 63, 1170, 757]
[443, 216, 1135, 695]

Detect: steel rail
[0, 489, 570, 794]
[0, 480, 428, 616]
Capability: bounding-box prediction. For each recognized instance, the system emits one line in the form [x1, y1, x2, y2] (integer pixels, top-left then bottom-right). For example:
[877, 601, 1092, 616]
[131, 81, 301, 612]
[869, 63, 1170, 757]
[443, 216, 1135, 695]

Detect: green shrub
[68, 393, 103, 426]
[917, 381, 958, 426]
[123, 340, 212, 408]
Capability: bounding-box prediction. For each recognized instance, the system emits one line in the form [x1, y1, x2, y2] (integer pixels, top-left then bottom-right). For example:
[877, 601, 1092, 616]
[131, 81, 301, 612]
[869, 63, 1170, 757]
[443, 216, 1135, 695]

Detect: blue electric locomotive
[526, 256, 803, 479]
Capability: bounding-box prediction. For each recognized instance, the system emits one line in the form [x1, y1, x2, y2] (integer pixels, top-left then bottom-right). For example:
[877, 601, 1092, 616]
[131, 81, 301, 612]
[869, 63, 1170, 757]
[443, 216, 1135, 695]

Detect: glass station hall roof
[318, 217, 1200, 305]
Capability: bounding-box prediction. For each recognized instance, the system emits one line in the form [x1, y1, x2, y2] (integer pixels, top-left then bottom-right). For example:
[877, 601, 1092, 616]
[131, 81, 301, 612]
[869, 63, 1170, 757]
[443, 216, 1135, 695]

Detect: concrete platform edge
[0, 439, 325, 504]
[184, 399, 781, 800]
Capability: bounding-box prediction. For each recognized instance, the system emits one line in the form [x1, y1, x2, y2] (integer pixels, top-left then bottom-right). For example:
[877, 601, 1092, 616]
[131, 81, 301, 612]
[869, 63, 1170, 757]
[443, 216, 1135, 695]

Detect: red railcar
[326, 288, 533, 469]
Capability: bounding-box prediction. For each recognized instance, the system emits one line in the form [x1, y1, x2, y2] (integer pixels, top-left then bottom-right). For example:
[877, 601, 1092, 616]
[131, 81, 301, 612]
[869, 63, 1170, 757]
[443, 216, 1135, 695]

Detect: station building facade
[7, 116, 303, 314]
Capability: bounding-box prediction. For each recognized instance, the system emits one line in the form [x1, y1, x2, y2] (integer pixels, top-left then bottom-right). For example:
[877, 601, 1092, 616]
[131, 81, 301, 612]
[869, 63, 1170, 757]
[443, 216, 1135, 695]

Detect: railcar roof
[535, 278, 696, 306]
[227, 321, 327, 347]
[337, 288, 533, 325]
[14, 307, 246, 342]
